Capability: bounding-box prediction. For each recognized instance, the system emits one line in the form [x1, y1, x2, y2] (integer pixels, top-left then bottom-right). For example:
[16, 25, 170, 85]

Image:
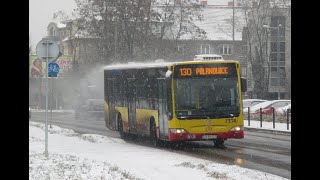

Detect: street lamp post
[263, 23, 282, 100]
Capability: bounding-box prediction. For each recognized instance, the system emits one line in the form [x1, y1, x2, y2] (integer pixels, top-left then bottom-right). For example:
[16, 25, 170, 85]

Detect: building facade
[244, 0, 291, 99]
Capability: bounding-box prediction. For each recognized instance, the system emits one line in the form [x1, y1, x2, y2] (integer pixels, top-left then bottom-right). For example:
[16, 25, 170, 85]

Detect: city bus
[103, 59, 247, 148]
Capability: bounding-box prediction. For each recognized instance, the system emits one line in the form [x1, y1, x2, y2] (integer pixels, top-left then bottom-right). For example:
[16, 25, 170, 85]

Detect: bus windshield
[174, 77, 240, 119]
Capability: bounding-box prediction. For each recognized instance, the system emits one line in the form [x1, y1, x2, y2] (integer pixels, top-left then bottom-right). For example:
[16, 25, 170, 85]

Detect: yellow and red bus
[104, 59, 247, 148]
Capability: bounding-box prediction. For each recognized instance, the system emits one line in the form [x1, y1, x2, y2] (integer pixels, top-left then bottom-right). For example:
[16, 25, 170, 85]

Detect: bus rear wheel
[150, 119, 159, 147]
[118, 115, 126, 139]
[213, 139, 226, 149]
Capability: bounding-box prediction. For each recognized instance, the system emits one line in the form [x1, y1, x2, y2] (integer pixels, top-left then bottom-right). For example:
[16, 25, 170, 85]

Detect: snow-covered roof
[62, 37, 69, 42]
[57, 22, 66, 28]
[74, 30, 91, 38]
[104, 60, 239, 70]
[104, 62, 174, 70]
[64, 29, 97, 40]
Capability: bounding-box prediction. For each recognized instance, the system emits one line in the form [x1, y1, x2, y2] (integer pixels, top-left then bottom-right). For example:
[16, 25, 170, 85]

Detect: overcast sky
[29, 0, 76, 51]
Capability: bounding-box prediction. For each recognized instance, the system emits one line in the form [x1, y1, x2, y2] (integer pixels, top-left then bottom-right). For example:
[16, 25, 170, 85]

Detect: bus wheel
[213, 139, 226, 149]
[150, 119, 159, 147]
[118, 114, 125, 139]
[170, 141, 185, 150]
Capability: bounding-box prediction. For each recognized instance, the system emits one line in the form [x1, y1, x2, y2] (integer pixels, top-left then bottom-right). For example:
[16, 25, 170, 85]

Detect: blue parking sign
[48, 62, 60, 77]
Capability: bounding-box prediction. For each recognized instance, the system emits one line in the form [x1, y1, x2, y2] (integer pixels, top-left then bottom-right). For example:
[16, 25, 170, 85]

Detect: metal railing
[246, 107, 291, 130]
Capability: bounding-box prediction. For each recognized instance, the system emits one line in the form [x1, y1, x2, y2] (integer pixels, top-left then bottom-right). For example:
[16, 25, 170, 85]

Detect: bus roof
[103, 60, 239, 70]
[194, 54, 224, 61]
[194, 54, 223, 58]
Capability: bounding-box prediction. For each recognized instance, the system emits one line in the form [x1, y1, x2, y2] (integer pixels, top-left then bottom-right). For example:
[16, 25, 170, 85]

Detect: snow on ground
[29, 122, 288, 180]
[244, 120, 291, 133]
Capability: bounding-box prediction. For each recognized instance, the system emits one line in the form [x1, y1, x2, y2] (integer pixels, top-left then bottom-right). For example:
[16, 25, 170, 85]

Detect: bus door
[127, 78, 136, 134]
[106, 78, 116, 129]
[157, 78, 169, 138]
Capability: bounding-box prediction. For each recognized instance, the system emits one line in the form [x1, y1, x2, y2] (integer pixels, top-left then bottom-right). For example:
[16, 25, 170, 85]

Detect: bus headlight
[170, 128, 187, 134]
[230, 126, 243, 132]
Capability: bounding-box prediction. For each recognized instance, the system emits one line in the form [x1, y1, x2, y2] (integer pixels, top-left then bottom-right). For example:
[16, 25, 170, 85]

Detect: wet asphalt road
[30, 111, 291, 179]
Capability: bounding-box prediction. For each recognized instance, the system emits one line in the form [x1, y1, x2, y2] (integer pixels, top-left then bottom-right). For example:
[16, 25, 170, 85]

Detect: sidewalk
[244, 120, 291, 133]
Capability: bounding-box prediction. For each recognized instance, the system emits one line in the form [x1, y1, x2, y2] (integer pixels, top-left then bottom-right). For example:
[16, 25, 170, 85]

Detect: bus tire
[150, 118, 159, 147]
[117, 114, 126, 139]
[213, 139, 226, 149]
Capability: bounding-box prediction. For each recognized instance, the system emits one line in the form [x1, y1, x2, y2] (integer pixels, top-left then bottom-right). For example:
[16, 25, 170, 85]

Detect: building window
[271, 78, 285, 86]
[270, 42, 285, 65]
[270, 16, 286, 37]
[271, 42, 285, 52]
[219, 44, 232, 55]
[270, 67, 286, 86]
[271, 42, 285, 61]
[200, 44, 210, 54]
[270, 78, 277, 86]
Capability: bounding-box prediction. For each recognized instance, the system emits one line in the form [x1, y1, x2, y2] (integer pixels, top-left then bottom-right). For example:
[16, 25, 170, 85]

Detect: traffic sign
[48, 62, 60, 77]
[36, 39, 60, 63]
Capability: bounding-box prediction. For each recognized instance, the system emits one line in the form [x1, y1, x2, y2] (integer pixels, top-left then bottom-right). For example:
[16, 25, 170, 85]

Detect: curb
[244, 127, 291, 135]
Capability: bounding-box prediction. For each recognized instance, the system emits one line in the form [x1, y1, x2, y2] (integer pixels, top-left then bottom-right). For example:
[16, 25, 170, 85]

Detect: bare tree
[53, 0, 207, 63]
[152, 0, 206, 56]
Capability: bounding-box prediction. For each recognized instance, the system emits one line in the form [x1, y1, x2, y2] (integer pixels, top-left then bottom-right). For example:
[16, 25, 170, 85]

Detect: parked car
[276, 103, 291, 115]
[75, 99, 104, 120]
[244, 100, 291, 114]
[243, 99, 267, 109]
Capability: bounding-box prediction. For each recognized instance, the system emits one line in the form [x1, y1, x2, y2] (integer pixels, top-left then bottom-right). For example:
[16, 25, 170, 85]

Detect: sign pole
[50, 77, 53, 128]
[45, 40, 49, 158]
[36, 37, 60, 159]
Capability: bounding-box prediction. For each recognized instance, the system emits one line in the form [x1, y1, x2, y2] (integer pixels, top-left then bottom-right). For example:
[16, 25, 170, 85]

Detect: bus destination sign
[174, 63, 237, 78]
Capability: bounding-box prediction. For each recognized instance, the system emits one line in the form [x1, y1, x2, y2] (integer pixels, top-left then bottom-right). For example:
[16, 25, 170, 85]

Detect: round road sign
[48, 62, 60, 77]
[36, 38, 60, 63]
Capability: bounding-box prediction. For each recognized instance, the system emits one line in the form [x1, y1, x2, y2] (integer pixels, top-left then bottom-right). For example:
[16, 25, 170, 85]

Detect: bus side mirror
[165, 70, 172, 79]
[241, 77, 247, 92]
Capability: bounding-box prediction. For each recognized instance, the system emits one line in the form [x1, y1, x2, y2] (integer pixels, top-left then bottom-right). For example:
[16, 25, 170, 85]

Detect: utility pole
[114, 24, 118, 61]
[39, 77, 42, 109]
[232, 0, 235, 42]
[276, 20, 281, 100]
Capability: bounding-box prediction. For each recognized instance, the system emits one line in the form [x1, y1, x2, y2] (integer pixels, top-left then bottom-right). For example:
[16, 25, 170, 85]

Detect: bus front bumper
[168, 129, 244, 141]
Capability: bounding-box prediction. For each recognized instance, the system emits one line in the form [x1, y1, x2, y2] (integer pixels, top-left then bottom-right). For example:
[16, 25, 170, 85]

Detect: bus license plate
[202, 135, 217, 139]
